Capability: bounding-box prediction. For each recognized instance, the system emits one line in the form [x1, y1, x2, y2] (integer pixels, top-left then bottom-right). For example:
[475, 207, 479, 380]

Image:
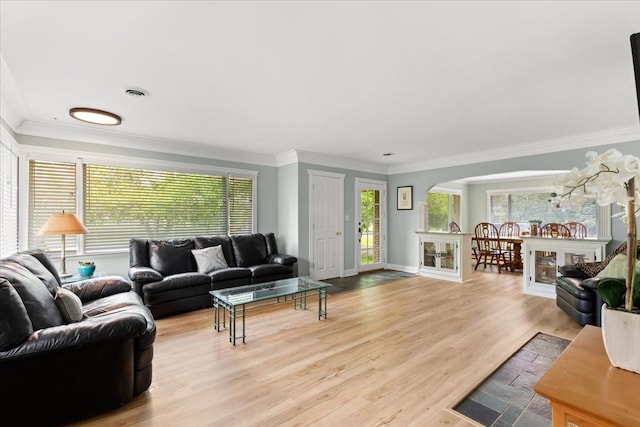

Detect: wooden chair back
[564, 222, 588, 238]
[499, 222, 520, 238]
[539, 223, 571, 238]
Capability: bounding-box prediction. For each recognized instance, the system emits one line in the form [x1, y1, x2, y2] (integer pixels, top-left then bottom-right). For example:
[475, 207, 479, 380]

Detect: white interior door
[309, 170, 344, 280]
[356, 178, 386, 272]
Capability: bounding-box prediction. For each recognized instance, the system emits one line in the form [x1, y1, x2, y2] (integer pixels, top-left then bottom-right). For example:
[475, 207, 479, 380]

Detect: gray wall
[14, 135, 640, 277]
[388, 140, 640, 271]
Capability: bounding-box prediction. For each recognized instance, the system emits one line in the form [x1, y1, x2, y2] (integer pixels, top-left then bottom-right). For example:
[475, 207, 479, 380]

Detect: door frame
[355, 177, 387, 273]
[308, 169, 345, 280]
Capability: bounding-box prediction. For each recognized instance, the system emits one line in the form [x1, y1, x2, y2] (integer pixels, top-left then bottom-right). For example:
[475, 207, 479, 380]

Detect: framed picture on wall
[397, 186, 413, 210]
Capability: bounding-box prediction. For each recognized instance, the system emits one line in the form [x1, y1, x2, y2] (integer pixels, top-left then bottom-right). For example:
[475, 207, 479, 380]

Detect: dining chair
[498, 222, 520, 270]
[539, 223, 571, 238]
[474, 222, 510, 273]
[449, 221, 461, 233]
[564, 222, 588, 238]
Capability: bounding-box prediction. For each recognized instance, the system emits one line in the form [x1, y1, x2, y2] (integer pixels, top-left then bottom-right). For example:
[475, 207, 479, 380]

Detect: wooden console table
[534, 325, 640, 426]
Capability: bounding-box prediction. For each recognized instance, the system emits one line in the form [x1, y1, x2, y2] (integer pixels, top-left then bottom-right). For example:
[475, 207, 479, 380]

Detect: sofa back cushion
[0, 262, 64, 330]
[264, 233, 279, 256]
[130, 238, 150, 268]
[194, 235, 235, 267]
[0, 278, 33, 351]
[231, 234, 268, 267]
[4, 252, 60, 296]
[149, 239, 196, 276]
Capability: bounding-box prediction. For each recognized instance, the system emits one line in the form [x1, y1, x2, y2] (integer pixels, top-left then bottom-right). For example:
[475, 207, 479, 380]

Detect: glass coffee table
[210, 277, 331, 345]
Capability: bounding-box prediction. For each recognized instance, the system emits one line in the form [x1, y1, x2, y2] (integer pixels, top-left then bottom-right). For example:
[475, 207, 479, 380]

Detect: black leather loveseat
[129, 232, 297, 318]
[0, 250, 155, 425]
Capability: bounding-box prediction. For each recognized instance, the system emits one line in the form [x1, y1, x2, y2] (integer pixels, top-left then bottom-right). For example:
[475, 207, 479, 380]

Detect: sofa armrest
[63, 276, 131, 303]
[558, 264, 590, 280]
[267, 253, 298, 265]
[1, 310, 149, 360]
[128, 266, 163, 283]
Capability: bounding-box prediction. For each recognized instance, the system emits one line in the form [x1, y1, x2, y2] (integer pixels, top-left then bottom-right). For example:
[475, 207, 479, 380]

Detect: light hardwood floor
[71, 269, 582, 427]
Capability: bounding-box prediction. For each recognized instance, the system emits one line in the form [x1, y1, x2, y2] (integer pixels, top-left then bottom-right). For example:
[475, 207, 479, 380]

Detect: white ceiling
[1, 1, 640, 173]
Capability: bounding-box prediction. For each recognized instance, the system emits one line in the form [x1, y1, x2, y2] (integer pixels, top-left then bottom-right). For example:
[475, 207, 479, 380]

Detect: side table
[534, 325, 640, 426]
[61, 271, 107, 285]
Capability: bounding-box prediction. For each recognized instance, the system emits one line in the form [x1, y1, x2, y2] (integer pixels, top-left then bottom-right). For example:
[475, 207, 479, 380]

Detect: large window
[29, 159, 256, 254]
[427, 189, 461, 232]
[489, 189, 598, 236]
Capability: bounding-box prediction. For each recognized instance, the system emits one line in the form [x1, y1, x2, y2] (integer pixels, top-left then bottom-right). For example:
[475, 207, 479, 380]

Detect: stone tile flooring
[454, 332, 570, 427]
[323, 270, 414, 294]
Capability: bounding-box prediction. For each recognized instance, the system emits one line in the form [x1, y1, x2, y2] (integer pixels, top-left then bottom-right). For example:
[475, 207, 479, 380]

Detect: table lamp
[38, 211, 88, 277]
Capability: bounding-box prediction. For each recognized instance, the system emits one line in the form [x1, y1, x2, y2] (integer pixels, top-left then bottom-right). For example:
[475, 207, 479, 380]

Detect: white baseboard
[342, 268, 358, 277]
[386, 263, 418, 274]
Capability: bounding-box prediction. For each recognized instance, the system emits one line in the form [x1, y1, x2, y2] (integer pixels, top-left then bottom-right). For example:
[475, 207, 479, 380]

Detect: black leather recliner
[0, 250, 155, 425]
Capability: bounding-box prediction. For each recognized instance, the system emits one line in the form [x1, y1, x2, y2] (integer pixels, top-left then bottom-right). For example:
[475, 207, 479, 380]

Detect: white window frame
[19, 145, 258, 254]
[427, 186, 462, 232]
[486, 186, 611, 239]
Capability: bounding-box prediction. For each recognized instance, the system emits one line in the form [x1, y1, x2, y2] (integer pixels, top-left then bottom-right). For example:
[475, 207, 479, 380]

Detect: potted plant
[551, 148, 639, 373]
[77, 260, 96, 277]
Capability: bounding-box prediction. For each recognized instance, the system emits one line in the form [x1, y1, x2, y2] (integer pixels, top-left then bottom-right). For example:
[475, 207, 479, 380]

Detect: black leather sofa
[0, 250, 155, 425]
[556, 242, 637, 326]
[129, 232, 297, 318]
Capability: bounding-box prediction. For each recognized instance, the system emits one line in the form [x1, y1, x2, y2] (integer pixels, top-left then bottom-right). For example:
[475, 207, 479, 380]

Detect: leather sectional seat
[0, 250, 155, 424]
[128, 232, 297, 318]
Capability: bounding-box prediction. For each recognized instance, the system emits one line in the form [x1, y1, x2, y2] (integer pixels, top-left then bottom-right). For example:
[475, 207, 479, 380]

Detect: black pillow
[149, 239, 196, 276]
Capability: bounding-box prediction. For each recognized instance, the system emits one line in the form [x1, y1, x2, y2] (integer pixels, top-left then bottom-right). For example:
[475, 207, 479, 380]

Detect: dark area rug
[453, 332, 570, 427]
[322, 270, 414, 294]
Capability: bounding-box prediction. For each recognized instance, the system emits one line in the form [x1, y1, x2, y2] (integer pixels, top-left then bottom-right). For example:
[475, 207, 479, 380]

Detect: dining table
[471, 236, 523, 272]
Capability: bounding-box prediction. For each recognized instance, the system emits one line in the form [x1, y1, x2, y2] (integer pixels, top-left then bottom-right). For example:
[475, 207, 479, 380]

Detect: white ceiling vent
[123, 87, 151, 98]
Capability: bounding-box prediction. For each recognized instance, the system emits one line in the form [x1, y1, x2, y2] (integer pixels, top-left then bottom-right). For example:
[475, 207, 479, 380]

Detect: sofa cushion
[194, 235, 235, 266]
[576, 242, 629, 278]
[149, 239, 196, 276]
[231, 234, 268, 267]
[192, 245, 228, 274]
[0, 278, 33, 351]
[249, 263, 294, 278]
[209, 267, 252, 282]
[130, 238, 150, 268]
[598, 254, 640, 278]
[0, 262, 64, 329]
[3, 252, 60, 296]
[140, 272, 210, 294]
[54, 286, 83, 323]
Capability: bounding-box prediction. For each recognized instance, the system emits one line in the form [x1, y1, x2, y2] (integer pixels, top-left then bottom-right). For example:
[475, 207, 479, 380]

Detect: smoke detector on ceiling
[123, 87, 151, 98]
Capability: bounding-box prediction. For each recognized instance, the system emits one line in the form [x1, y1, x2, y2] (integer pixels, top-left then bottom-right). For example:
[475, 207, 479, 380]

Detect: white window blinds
[28, 160, 78, 252]
[1, 141, 19, 257]
[28, 159, 256, 253]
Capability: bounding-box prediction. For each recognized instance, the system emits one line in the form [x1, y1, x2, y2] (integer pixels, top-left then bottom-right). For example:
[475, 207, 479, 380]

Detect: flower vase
[601, 305, 640, 374]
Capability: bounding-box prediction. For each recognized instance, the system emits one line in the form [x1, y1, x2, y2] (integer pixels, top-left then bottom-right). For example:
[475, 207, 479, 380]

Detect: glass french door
[356, 179, 386, 272]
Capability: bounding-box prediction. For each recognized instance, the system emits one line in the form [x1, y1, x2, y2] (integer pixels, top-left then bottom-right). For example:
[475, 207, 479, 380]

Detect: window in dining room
[488, 189, 599, 236]
[427, 189, 461, 232]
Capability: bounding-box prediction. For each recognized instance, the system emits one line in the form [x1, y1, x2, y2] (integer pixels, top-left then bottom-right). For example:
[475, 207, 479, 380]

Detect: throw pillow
[598, 254, 640, 278]
[0, 278, 33, 351]
[192, 245, 228, 274]
[54, 287, 83, 323]
[576, 242, 629, 278]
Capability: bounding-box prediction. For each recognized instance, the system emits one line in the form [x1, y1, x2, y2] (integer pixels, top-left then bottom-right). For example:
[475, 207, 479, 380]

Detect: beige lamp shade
[38, 213, 88, 235]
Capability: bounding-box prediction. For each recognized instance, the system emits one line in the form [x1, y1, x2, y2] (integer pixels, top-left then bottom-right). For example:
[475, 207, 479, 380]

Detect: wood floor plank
[70, 270, 582, 426]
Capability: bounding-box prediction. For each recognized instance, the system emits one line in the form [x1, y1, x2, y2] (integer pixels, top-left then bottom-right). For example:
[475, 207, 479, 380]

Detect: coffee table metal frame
[210, 277, 331, 345]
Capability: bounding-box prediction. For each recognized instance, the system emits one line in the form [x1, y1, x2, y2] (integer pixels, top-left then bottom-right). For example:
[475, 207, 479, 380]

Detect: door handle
[358, 222, 362, 242]
[336, 231, 342, 236]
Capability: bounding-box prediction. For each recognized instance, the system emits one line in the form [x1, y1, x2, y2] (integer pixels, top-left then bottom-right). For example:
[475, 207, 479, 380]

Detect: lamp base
[59, 272, 72, 278]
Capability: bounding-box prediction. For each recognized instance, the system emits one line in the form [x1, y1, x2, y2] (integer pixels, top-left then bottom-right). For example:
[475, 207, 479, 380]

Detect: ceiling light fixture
[69, 107, 122, 126]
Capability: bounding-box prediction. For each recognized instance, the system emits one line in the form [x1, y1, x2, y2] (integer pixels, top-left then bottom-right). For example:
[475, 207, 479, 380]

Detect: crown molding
[289, 150, 388, 174]
[387, 126, 640, 175]
[15, 119, 279, 167]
